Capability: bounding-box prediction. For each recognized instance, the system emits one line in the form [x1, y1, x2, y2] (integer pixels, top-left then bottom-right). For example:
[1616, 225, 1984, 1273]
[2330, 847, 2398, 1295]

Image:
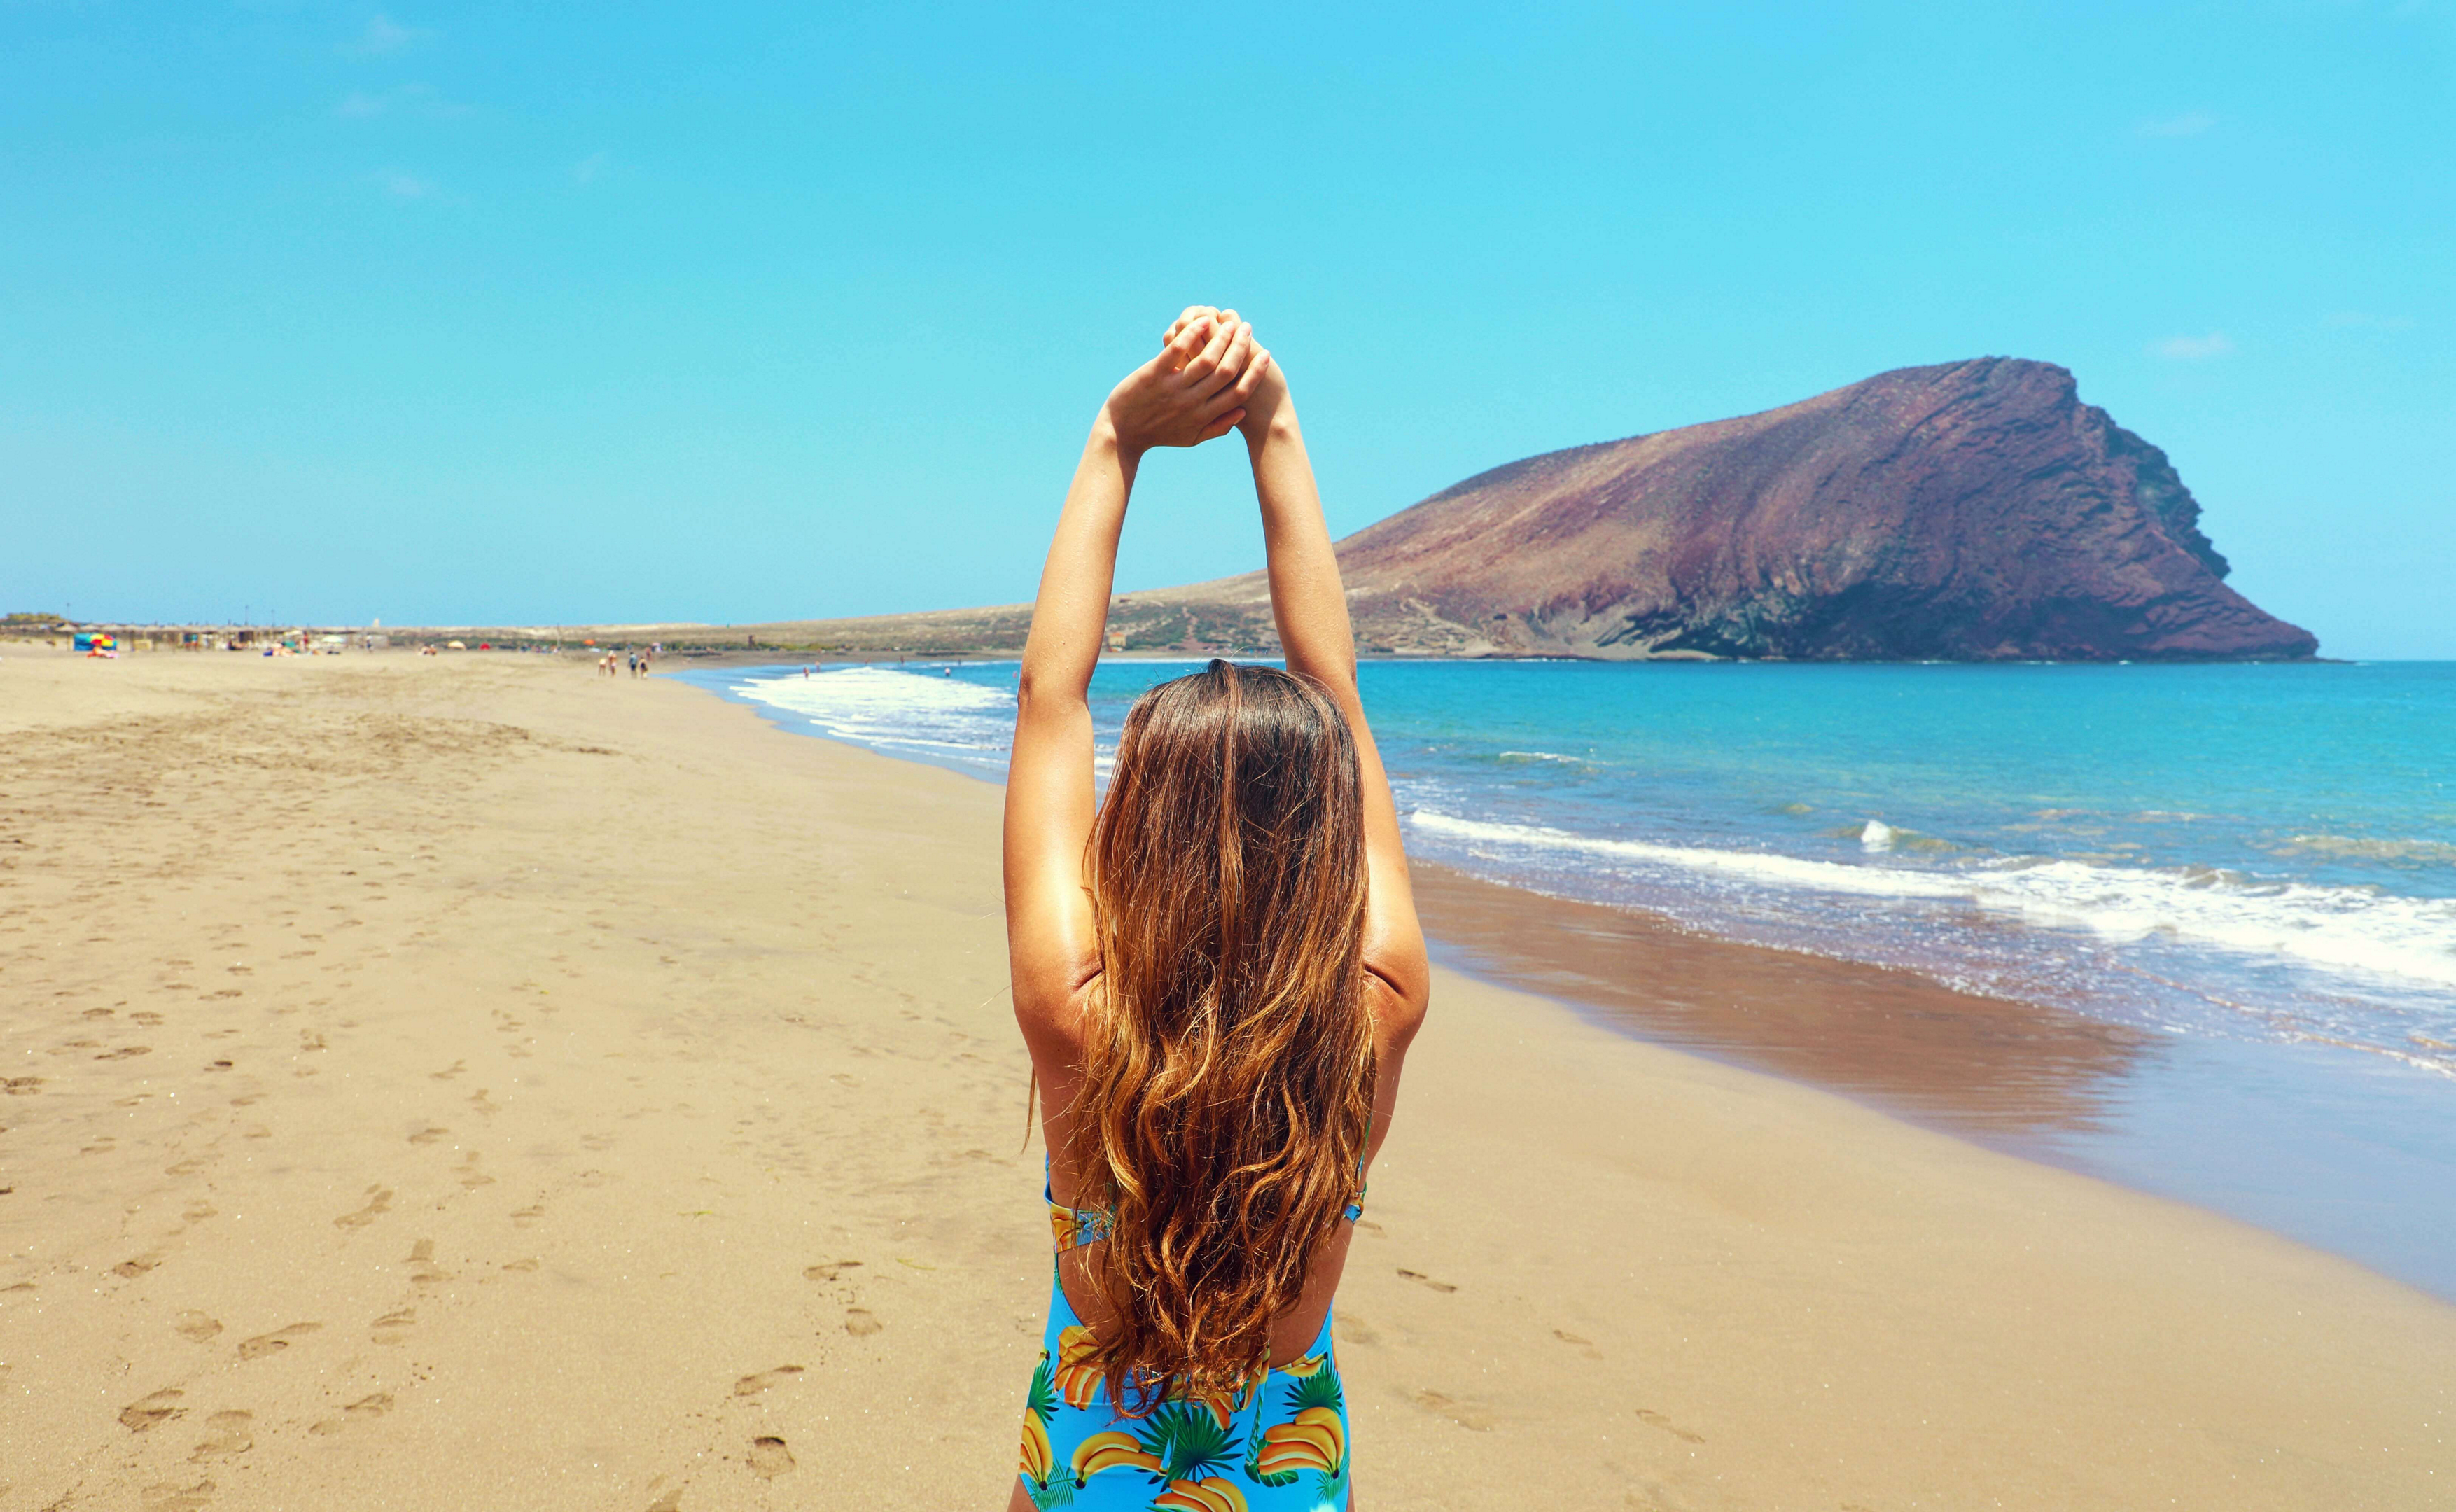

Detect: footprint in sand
[174, 1311, 223, 1343]
[512, 1203, 545, 1228]
[1397, 1268, 1458, 1294]
[580, 1132, 615, 1151]
[431, 1060, 466, 1082]
[843, 1308, 883, 1337]
[189, 1410, 253, 1462]
[407, 1126, 449, 1146]
[120, 1389, 186, 1432]
[456, 1152, 494, 1189]
[139, 1479, 214, 1511]
[468, 1088, 501, 1117]
[405, 1240, 452, 1284]
[95, 1045, 153, 1060]
[1554, 1328, 1604, 1360]
[182, 1200, 218, 1224]
[236, 1322, 323, 1361]
[113, 1251, 166, 1278]
[746, 1436, 795, 1478]
[1633, 1408, 1705, 1444]
[333, 1186, 393, 1229]
[803, 1260, 862, 1283]
[732, 1366, 806, 1396]
[370, 1308, 416, 1345]
[1411, 1389, 1495, 1432]
[309, 1393, 394, 1435]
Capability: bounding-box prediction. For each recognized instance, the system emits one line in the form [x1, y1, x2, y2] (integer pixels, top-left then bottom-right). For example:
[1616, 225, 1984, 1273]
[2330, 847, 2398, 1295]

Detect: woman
[1003, 309, 1431, 1511]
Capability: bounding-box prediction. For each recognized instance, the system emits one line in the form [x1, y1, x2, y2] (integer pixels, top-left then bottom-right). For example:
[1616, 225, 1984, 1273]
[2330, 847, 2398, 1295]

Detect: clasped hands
[1101, 306, 1286, 456]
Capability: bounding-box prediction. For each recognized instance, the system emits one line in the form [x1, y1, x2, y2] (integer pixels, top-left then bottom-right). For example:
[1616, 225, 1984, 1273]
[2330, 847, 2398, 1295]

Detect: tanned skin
[1000, 309, 1430, 1511]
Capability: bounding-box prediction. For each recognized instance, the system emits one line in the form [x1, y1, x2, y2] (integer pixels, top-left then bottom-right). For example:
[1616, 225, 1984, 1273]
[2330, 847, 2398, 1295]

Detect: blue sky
[4, 3, 2449, 656]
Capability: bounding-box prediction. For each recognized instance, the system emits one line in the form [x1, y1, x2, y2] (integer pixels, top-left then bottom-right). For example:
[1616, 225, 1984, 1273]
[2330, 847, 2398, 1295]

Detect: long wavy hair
[1070, 659, 1376, 1408]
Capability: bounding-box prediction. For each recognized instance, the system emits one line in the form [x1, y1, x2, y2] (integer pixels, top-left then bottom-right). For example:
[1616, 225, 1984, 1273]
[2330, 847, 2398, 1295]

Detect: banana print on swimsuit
[1018, 1301, 1351, 1510]
[1028, 1164, 1356, 1509]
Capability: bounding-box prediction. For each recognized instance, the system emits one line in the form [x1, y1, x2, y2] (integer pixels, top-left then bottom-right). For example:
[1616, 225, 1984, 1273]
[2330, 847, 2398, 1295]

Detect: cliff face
[1105, 357, 2315, 662]
[759, 358, 2314, 662]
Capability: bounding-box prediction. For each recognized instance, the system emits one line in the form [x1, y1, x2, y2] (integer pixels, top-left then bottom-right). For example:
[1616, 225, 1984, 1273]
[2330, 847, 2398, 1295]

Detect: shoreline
[6, 646, 2452, 1508]
[1407, 861, 2456, 1303]
[682, 657, 2456, 1304]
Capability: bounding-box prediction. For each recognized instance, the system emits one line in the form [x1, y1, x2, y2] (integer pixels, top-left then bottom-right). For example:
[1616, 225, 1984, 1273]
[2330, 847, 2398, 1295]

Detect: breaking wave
[1407, 808, 2456, 995]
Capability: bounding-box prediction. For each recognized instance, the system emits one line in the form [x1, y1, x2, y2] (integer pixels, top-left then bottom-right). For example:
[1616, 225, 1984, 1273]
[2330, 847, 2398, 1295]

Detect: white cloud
[344, 14, 429, 57]
[2137, 111, 2217, 138]
[573, 151, 612, 186]
[2151, 332, 2234, 360]
[379, 170, 438, 200]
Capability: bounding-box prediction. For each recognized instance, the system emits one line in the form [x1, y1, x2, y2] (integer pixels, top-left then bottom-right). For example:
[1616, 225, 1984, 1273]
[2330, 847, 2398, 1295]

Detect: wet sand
[1408, 862, 2456, 1302]
[4, 645, 2453, 1509]
[1409, 862, 2158, 1142]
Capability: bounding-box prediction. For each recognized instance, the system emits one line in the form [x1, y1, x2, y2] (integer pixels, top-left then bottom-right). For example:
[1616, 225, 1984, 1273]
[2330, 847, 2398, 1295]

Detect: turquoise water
[678, 658, 2456, 1296]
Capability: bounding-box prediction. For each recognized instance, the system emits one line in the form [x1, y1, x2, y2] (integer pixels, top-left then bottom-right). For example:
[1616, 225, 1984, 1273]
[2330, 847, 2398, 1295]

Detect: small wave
[1408, 810, 1974, 899]
[733, 666, 1010, 720]
[1496, 750, 1590, 766]
[2287, 834, 2456, 866]
[730, 667, 1015, 771]
[1406, 808, 2456, 993]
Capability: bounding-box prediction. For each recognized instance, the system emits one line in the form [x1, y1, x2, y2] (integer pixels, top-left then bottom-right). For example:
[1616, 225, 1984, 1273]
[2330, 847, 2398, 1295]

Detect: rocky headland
[667, 358, 2322, 662]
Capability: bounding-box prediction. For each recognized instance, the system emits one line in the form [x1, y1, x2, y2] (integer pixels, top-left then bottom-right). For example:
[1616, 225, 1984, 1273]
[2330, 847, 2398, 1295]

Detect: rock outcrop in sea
[769, 358, 2319, 662]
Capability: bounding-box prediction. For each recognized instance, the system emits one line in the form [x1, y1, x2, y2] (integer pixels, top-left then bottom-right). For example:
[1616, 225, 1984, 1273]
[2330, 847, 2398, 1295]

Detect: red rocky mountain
[1119, 357, 2315, 661]
[765, 358, 2317, 662]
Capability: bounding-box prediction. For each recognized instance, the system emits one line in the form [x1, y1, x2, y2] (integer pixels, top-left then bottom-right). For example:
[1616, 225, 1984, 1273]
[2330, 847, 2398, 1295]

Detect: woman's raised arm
[1160, 312, 1431, 1040]
[1003, 315, 1271, 1037]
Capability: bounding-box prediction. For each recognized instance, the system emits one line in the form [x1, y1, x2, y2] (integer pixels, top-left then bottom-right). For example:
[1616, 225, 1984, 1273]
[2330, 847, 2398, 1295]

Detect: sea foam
[730, 666, 1016, 775]
[1406, 808, 2456, 994]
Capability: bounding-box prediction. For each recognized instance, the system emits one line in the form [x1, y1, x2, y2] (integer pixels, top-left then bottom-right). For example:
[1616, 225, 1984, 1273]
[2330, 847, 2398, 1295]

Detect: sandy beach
[4, 645, 2452, 1511]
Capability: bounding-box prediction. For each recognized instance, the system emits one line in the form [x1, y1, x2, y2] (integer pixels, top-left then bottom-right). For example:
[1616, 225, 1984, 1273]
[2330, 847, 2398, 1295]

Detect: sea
[674, 657, 2456, 1301]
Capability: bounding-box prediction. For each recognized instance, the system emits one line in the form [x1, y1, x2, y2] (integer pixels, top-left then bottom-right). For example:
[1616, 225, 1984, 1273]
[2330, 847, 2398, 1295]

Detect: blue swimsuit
[1015, 1170, 1361, 1511]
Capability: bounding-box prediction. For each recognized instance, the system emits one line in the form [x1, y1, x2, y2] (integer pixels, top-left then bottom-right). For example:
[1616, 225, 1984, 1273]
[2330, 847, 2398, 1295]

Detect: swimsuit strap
[1045, 1156, 1364, 1256]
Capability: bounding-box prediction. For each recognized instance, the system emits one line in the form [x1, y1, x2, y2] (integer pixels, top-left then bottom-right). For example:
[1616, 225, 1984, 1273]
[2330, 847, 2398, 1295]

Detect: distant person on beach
[1003, 308, 1428, 1510]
